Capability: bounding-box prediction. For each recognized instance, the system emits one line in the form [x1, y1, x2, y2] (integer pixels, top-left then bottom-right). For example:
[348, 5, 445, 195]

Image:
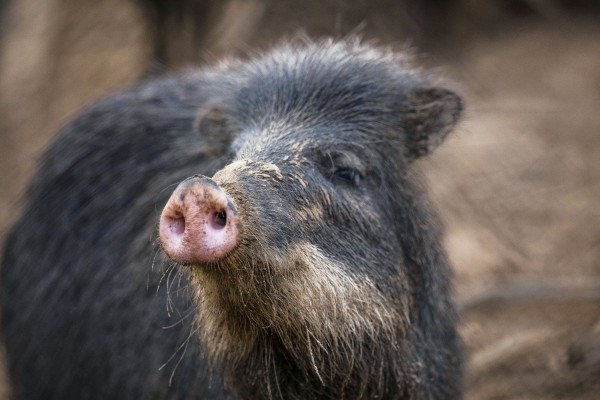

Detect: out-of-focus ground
[427, 21, 600, 399]
[1, 1, 599, 399]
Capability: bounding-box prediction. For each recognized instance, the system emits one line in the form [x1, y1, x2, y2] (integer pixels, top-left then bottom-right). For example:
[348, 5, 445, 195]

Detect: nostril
[211, 210, 227, 229]
[160, 179, 240, 264]
[168, 215, 185, 235]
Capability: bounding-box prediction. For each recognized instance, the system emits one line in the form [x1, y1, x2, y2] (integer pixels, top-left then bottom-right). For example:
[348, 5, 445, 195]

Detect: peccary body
[1, 40, 464, 399]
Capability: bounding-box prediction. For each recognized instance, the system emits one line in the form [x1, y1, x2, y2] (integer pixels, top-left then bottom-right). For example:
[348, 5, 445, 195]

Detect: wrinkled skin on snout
[159, 41, 464, 400]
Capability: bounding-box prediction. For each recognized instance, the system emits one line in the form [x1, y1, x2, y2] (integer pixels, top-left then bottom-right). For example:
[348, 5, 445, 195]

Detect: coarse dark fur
[1, 39, 464, 399]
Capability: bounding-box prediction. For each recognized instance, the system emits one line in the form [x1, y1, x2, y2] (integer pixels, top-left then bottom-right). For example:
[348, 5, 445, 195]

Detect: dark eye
[332, 167, 362, 186]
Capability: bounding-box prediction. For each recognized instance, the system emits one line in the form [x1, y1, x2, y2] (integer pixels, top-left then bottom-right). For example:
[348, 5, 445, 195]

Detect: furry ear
[194, 103, 235, 155]
[402, 87, 463, 159]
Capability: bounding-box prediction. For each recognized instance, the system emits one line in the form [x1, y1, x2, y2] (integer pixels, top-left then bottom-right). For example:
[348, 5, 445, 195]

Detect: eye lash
[332, 167, 362, 186]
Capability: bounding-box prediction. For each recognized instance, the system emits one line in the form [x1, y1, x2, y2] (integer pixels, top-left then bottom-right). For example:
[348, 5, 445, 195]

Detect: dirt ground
[428, 21, 600, 399]
[0, 1, 599, 398]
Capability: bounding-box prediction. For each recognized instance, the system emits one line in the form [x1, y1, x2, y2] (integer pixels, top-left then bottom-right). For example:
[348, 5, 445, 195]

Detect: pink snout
[159, 176, 239, 264]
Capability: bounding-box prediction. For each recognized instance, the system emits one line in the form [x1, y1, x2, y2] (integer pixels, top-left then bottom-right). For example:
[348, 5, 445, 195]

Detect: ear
[401, 87, 463, 160]
[193, 103, 235, 155]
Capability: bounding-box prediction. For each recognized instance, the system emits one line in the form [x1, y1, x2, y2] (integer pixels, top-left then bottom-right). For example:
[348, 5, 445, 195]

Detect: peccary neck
[223, 332, 415, 400]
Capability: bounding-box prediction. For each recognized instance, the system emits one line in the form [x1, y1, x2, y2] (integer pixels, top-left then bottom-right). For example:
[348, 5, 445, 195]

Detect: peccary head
[159, 40, 463, 399]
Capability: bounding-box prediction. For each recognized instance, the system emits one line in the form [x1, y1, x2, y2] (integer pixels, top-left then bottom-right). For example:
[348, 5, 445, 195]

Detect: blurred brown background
[1, 0, 599, 398]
